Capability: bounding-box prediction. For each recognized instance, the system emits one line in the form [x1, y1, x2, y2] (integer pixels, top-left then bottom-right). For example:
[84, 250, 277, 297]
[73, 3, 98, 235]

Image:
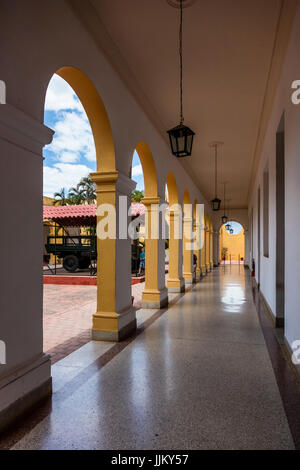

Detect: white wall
[248, 4, 300, 350]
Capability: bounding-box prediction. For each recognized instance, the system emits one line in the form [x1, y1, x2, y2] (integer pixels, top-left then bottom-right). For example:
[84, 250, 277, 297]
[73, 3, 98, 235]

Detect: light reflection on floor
[221, 283, 246, 313]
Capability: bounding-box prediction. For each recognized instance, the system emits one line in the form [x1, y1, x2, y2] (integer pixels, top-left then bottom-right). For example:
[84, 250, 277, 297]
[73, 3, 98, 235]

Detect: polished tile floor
[8, 267, 297, 449]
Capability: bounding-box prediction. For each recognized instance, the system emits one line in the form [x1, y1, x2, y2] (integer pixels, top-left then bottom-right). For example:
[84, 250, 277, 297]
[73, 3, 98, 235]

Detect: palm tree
[131, 190, 144, 202]
[78, 175, 96, 204]
[68, 187, 85, 205]
[53, 188, 68, 206]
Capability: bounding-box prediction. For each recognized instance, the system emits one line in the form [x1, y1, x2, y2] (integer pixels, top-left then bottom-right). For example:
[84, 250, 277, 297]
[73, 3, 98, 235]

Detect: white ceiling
[91, 0, 283, 209]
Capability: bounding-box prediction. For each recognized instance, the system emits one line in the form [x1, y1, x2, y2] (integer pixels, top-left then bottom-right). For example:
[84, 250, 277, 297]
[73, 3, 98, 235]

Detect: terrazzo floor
[10, 266, 296, 449]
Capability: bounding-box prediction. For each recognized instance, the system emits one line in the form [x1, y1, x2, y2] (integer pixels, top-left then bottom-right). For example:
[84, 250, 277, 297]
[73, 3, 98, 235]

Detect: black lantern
[221, 182, 228, 224]
[222, 214, 228, 224]
[167, 124, 195, 158]
[167, 0, 195, 158]
[210, 142, 223, 211]
[211, 197, 221, 211]
[225, 223, 231, 231]
[230, 228, 234, 235]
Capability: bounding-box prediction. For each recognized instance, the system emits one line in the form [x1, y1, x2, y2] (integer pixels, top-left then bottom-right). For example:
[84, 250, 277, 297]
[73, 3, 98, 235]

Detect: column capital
[90, 170, 118, 185]
[91, 170, 119, 194]
[91, 170, 136, 196]
[141, 196, 161, 206]
[167, 208, 182, 218]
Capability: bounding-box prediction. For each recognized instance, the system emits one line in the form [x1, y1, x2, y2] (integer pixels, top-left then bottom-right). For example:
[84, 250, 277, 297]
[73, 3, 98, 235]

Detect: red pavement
[43, 282, 144, 363]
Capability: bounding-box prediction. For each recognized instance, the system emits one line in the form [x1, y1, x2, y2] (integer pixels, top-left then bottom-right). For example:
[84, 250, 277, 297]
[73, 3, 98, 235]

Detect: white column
[0, 105, 53, 431]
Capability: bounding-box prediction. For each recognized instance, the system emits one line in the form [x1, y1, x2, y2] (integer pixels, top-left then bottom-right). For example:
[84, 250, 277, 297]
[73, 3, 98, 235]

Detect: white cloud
[59, 151, 79, 163]
[43, 163, 94, 197]
[44, 109, 96, 163]
[132, 164, 143, 177]
[45, 74, 84, 112]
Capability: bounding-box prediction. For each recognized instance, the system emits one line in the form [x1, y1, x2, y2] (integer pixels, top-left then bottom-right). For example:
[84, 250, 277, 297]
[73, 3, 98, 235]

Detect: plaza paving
[43, 282, 144, 363]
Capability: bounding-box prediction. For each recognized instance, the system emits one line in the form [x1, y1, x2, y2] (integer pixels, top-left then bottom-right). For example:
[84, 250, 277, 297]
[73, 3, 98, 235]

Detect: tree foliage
[52, 175, 96, 205]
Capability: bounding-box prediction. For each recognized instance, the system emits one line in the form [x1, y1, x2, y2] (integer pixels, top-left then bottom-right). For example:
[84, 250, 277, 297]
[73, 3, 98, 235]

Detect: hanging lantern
[210, 142, 223, 211]
[222, 215, 228, 225]
[211, 197, 221, 211]
[221, 182, 228, 224]
[230, 228, 234, 235]
[167, 124, 195, 158]
[167, 0, 195, 158]
[226, 223, 231, 231]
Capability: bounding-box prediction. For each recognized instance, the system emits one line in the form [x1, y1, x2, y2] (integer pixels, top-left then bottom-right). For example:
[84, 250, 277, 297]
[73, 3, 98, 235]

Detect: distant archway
[219, 221, 245, 264]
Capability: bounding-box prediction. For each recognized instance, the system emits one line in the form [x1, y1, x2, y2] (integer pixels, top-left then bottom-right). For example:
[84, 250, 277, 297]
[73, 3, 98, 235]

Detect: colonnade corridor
[4, 266, 296, 450]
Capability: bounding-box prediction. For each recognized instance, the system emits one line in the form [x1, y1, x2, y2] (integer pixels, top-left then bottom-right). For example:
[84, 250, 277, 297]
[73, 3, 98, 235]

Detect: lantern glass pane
[187, 134, 193, 154]
[178, 135, 185, 154]
[170, 134, 176, 154]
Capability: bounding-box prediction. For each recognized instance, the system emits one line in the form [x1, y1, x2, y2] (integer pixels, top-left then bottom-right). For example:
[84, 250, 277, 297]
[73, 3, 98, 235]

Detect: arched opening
[205, 214, 210, 272]
[43, 71, 98, 356]
[193, 199, 201, 280]
[132, 142, 167, 308]
[219, 221, 245, 265]
[43, 67, 121, 346]
[135, 142, 157, 198]
[166, 173, 184, 292]
[130, 149, 145, 308]
[183, 189, 193, 285]
[210, 216, 214, 269]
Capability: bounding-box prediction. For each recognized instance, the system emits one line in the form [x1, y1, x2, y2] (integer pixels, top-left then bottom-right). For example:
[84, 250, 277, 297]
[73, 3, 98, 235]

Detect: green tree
[68, 187, 85, 205]
[53, 188, 68, 206]
[78, 175, 96, 204]
[131, 190, 144, 202]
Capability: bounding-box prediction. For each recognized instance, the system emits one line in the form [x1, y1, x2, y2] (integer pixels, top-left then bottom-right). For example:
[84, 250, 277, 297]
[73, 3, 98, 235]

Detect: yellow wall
[43, 196, 54, 206]
[219, 225, 245, 261]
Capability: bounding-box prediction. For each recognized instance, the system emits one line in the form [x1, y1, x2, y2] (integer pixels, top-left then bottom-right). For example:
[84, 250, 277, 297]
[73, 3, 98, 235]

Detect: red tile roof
[43, 203, 145, 227]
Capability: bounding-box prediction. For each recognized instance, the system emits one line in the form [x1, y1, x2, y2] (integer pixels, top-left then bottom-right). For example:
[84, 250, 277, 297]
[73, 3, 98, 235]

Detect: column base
[183, 272, 194, 286]
[201, 265, 206, 276]
[195, 268, 201, 281]
[167, 277, 185, 293]
[0, 354, 52, 433]
[142, 288, 168, 309]
[92, 305, 136, 342]
[206, 264, 210, 273]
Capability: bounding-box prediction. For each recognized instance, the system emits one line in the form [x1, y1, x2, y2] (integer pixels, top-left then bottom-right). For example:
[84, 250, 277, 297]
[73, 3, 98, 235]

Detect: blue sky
[43, 74, 144, 197]
[225, 221, 242, 235]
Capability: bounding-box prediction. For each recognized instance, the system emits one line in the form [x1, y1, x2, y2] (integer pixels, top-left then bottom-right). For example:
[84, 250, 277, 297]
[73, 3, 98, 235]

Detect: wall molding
[0, 104, 53, 157]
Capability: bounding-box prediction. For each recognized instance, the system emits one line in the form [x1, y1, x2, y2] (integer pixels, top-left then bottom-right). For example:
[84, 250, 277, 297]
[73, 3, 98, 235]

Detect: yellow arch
[56, 66, 115, 172]
[135, 142, 158, 198]
[166, 172, 178, 206]
[183, 189, 191, 217]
